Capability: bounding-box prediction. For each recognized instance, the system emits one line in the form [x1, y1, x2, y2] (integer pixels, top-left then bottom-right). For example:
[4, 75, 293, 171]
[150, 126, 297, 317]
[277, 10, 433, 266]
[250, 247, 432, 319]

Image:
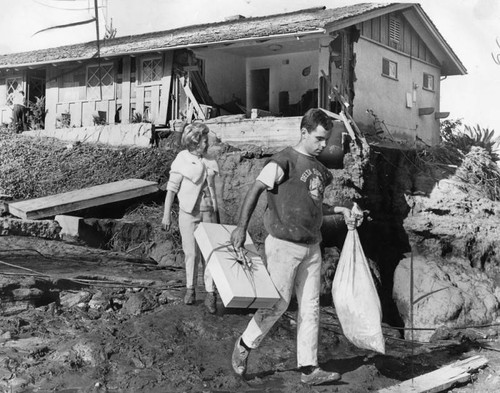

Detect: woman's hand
[161, 214, 171, 231]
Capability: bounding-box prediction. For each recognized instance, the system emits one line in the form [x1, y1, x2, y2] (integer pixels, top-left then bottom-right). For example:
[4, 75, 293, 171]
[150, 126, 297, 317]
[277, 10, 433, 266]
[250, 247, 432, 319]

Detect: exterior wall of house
[44, 53, 174, 131]
[194, 50, 246, 108]
[353, 37, 441, 145]
[246, 51, 318, 114]
[0, 72, 25, 125]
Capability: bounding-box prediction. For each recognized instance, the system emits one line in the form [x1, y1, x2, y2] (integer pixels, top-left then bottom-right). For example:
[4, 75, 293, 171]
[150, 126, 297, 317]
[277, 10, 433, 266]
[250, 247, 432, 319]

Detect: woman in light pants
[178, 208, 215, 298]
[162, 122, 219, 313]
[241, 235, 322, 367]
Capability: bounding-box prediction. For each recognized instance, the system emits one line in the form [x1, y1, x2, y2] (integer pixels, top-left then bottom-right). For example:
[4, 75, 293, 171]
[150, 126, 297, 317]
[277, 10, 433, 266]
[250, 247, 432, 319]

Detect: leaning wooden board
[194, 222, 280, 309]
[378, 355, 488, 393]
[7, 179, 159, 220]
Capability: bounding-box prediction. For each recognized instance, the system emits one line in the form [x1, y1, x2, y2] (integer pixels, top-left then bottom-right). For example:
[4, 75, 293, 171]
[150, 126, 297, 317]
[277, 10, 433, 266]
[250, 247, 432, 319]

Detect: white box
[194, 222, 279, 308]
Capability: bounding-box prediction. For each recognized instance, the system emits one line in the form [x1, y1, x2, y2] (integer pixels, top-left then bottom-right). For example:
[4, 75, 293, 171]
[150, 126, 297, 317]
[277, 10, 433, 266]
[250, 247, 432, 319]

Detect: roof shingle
[0, 3, 392, 67]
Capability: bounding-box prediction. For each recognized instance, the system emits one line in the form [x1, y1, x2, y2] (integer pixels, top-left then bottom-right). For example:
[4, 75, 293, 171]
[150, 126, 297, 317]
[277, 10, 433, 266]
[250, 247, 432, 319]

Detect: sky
[1, 0, 499, 135]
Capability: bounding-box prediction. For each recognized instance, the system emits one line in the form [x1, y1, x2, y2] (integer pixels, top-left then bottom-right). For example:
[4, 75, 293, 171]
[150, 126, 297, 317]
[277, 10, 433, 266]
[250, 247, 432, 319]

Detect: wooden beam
[435, 112, 450, 119]
[7, 179, 159, 220]
[121, 56, 131, 124]
[179, 76, 206, 120]
[378, 355, 488, 393]
[157, 51, 173, 126]
[418, 107, 435, 116]
[339, 110, 357, 140]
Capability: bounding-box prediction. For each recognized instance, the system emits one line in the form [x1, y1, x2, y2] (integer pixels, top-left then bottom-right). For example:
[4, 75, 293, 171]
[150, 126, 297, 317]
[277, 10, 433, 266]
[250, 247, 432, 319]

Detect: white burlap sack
[332, 228, 385, 354]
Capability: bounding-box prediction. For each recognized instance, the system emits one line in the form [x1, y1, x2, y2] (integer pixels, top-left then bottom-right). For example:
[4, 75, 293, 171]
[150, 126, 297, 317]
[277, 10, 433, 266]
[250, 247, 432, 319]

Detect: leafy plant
[440, 119, 500, 162]
[131, 112, 145, 123]
[26, 96, 47, 130]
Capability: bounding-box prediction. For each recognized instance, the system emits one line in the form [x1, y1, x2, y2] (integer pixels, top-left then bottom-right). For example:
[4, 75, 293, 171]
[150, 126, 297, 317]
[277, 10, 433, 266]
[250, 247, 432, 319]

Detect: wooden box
[194, 222, 279, 308]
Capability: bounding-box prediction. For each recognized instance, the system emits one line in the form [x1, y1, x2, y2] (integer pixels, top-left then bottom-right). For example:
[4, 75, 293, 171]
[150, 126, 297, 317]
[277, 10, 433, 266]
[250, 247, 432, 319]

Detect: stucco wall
[246, 51, 318, 114]
[353, 38, 442, 145]
[195, 50, 246, 108]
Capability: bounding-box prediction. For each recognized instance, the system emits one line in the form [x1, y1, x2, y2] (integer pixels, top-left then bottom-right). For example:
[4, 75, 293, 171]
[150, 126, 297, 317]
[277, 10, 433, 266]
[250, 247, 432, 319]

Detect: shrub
[26, 96, 47, 130]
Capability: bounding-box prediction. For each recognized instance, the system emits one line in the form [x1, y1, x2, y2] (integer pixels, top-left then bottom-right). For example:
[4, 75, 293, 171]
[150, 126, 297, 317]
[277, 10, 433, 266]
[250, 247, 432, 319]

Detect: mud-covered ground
[1, 235, 500, 393]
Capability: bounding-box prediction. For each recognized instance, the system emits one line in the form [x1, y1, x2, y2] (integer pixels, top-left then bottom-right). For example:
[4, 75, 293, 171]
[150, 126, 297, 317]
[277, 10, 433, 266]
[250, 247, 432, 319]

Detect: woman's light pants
[241, 235, 322, 367]
[178, 209, 215, 292]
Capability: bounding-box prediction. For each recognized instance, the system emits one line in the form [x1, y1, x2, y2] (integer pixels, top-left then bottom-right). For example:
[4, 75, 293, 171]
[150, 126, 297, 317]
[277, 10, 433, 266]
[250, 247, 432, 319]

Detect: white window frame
[86, 63, 115, 101]
[382, 58, 398, 80]
[6, 77, 23, 105]
[423, 72, 435, 91]
[139, 56, 163, 85]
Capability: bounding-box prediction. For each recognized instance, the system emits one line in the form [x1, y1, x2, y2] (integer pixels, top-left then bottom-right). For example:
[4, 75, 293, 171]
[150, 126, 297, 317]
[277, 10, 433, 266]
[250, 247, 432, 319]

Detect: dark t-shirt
[263, 147, 333, 244]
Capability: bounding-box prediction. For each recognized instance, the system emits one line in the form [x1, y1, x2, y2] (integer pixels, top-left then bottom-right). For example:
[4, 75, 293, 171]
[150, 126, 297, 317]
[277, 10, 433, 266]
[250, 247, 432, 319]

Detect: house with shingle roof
[0, 3, 465, 148]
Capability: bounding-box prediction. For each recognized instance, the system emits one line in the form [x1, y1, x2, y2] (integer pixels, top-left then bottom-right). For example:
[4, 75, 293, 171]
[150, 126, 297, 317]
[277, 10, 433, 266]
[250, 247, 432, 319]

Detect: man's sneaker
[184, 288, 195, 305]
[205, 292, 217, 314]
[231, 337, 250, 376]
[300, 367, 341, 386]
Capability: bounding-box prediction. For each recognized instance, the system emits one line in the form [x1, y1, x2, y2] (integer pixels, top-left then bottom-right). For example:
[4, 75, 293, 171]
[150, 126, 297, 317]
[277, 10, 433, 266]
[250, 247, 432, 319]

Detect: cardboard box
[194, 222, 279, 308]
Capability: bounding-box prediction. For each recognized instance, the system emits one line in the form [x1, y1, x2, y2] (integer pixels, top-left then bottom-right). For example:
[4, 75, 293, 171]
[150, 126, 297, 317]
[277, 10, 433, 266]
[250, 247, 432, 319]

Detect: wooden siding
[361, 11, 439, 66]
[47, 53, 174, 128]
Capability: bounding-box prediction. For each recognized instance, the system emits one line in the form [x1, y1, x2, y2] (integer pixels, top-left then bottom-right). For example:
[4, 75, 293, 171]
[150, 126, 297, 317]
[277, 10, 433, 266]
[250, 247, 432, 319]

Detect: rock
[122, 291, 157, 315]
[158, 290, 170, 305]
[7, 377, 29, 392]
[393, 254, 500, 342]
[59, 291, 92, 308]
[88, 291, 109, 311]
[0, 277, 58, 316]
[1, 217, 61, 239]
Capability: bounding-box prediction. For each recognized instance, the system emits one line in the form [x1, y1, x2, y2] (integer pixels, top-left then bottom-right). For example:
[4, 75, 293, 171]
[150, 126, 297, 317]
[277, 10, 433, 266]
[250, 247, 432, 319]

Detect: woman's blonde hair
[181, 122, 210, 151]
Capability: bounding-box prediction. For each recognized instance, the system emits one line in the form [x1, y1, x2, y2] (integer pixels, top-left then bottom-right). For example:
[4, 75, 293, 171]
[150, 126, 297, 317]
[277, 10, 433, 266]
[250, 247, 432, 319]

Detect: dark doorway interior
[27, 69, 46, 103]
[249, 68, 270, 111]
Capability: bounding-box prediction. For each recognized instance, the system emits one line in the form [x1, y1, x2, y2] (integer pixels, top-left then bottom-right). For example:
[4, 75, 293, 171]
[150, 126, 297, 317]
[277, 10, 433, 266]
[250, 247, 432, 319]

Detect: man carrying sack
[230, 108, 356, 386]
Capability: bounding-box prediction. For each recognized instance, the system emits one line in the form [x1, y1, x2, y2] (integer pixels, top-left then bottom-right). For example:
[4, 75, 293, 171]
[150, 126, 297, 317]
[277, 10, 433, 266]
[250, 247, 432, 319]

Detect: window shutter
[389, 16, 401, 44]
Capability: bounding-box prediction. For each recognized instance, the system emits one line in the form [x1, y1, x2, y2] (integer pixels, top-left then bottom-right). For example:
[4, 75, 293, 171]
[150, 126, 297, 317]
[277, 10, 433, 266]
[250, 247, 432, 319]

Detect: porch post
[318, 36, 332, 110]
[45, 66, 59, 131]
[121, 55, 131, 124]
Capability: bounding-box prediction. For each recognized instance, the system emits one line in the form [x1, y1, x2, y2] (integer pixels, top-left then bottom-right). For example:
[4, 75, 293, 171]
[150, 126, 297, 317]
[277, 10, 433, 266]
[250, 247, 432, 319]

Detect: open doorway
[26, 69, 46, 129]
[249, 68, 269, 111]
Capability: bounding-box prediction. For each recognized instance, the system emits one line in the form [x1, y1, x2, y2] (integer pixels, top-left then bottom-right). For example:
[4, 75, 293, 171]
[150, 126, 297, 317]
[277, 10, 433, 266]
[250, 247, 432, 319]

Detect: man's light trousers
[241, 234, 322, 367]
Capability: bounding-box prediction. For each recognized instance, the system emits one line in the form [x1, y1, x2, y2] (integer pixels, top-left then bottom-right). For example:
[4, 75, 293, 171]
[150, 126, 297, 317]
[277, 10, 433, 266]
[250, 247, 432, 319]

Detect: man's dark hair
[300, 108, 333, 133]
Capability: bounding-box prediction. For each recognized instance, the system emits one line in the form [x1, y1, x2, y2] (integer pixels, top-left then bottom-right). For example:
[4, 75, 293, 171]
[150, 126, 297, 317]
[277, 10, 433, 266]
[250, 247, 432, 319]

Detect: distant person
[230, 108, 356, 386]
[161, 122, 220, 314]
[12, 90, 26, 133]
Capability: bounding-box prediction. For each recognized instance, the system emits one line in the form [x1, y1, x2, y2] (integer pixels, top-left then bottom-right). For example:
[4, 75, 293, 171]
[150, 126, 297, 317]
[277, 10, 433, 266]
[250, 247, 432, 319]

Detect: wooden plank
[378, 356, 488, 393]
[69, 102, 82, 128]
[7, 179, 159, 220]
[150, 84, 160, 123]
[121, 56, 131, 124]
[179, 76, 206, 120]
[82, 101, 95, 127]
[340, 111, 356, 140]
[158, 51, 173, 125]
[108, 100, 116, 125]
[136, 86, 145, 116]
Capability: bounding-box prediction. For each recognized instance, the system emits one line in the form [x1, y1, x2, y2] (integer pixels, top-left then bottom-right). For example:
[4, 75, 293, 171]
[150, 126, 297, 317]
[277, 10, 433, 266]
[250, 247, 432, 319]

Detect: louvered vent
[389, 16, 401, 43]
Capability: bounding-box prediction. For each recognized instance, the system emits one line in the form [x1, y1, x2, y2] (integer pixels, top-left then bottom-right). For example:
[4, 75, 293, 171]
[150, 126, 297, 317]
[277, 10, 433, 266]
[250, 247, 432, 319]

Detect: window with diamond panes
[6, 78, 22, 105]
[87, 64, 114, 100]
[142, 58, 162, 84]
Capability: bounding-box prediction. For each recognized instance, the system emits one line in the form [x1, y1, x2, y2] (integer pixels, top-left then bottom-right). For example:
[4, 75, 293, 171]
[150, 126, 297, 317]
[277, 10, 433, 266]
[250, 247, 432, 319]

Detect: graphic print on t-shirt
[299, 168, 325, 201]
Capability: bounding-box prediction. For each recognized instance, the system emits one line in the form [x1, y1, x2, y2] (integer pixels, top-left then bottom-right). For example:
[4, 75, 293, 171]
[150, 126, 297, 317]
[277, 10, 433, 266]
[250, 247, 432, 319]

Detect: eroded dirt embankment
[2, 132, 500, 392]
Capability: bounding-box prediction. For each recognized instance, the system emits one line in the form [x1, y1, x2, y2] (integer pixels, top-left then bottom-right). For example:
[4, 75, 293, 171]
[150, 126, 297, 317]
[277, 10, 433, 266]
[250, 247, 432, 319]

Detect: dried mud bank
[2, 133, 500, 392]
